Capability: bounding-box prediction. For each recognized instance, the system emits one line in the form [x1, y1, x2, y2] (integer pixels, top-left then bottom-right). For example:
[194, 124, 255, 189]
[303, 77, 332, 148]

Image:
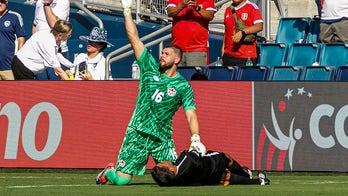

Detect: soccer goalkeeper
[151, 150, 270, 186]
[95, 0, 205, 185]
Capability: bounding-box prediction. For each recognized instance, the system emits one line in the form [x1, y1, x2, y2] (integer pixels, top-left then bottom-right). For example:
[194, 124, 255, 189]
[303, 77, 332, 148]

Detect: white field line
[1, 184, 91, 189]
[0, 176, 93, 189]
[0, 176, 90, 179]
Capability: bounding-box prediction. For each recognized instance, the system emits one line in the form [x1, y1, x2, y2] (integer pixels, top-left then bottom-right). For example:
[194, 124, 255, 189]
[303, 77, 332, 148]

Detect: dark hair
[151, 166, 175, 186]
[191, 71, 208, 80]
[164, 44, 182, 64]
[99, 42, 108, 52]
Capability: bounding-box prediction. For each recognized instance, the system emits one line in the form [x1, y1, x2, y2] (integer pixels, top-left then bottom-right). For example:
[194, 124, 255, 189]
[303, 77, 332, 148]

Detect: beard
[159, 61, 174, 72]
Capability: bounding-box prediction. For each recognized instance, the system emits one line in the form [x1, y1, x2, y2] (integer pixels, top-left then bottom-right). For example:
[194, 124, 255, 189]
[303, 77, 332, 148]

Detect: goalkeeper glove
[189, 134, 206, 156]
[121, 0, 132, 16]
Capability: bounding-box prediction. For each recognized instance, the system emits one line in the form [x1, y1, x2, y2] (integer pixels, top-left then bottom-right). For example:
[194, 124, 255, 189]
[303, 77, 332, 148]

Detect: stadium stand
[268, 66, 302, 80]
[235, 66, 269, 81]
[319, 43, 348, 68]
[177, 66, 206, 80]
[275, 17, 311, 44]
[9, 0, 348, 81]
[285, 43, 321, 66]
[257, 43, 287, 67]
[306, 17, 321, 44]
[301, 66, 335, 81]
[206, 66, 237, 80]
[335, 66, 348, 81]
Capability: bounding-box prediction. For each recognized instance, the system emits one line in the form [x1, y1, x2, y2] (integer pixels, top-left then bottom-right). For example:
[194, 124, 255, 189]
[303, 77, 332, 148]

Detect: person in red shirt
[221, 0, 263, 66]
[167, 0, 216, 66]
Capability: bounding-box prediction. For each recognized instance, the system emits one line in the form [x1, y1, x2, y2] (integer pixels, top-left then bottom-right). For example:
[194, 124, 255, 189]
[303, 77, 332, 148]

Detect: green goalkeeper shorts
[116, 128, 177, 175]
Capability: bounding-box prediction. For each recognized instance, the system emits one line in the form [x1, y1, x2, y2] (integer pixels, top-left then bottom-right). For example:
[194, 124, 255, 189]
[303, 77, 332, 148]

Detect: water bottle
[215, 57, 222, 66]
[131, 62, 139, 79]
[245, 57, 253, 66]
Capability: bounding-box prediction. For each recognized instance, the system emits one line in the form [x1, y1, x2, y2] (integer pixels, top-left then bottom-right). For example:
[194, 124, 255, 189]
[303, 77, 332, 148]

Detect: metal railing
[105, 24, 172, 79]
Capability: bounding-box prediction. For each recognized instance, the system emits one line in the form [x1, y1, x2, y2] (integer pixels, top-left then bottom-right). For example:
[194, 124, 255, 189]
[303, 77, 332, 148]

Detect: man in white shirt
[319, 0, 348, 43]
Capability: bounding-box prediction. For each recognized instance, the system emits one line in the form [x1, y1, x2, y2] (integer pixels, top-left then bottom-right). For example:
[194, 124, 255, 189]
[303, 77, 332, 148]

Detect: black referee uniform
[173, 150, 230, 185]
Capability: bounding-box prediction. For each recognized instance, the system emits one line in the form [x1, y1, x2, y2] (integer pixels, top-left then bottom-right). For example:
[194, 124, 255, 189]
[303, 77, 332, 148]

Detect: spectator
[95, 0, 205, 186]
[166, 0, 216, 66]
[67, 27, 114, 80]
[221, 0, 263, 67]
[33, 0, 70, 80]
[0, 0, 26, 80]
[11, 20, 72, 80]
[151, 150, 270, 186]
[319, 0, 348, 43]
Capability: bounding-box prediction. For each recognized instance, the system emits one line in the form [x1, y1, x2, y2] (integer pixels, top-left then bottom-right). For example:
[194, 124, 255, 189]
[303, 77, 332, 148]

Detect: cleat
[96, 163, 115, 185]
[242, 166, 253, 179]
[258, 171, 270, 185]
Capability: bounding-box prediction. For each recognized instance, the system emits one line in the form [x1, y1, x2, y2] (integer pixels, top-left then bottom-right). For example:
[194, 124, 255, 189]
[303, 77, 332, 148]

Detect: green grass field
[1, 169, 348, 195]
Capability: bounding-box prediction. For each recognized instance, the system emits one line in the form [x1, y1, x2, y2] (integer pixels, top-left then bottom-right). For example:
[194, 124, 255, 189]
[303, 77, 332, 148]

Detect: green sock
[105, 170, 131, 185]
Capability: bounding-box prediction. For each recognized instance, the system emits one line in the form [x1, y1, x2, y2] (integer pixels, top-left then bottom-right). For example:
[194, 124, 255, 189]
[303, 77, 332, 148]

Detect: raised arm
[122, 0, 145, 59]
[43, 0, 70, 28]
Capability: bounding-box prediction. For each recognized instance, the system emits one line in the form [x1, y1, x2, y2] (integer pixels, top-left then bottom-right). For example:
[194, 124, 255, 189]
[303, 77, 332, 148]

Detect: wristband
[196, 5, 201, 12]
[241, 30, 246, 36]
[43, 2, 51, 6]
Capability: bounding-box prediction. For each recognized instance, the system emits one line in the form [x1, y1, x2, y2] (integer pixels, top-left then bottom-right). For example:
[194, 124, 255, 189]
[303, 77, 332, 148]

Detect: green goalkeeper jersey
[128, 48, 196, 141]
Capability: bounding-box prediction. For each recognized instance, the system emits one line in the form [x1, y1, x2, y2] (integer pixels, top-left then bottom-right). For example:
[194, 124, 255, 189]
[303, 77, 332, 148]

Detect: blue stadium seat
[301, 66, 335, 81]
[268, 66, 302, 80]
[177, 66, 206, 80]
[319, 43, 348, 68]
[206, 66, 237, 80]
[275, 17, 311, 44]
[257, 43, 288, 67]
[286, 43, 321, 66]
[235, 66, 269, 81]
[307, 17, 321, 43]
[335, 66, 348, 81]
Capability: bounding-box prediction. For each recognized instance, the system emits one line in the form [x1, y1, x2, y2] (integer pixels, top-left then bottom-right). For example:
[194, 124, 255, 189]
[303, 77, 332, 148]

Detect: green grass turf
[1, 169, 348, 195]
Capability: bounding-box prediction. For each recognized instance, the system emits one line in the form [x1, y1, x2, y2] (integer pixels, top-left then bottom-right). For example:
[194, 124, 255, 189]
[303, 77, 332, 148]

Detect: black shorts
[11, 56, 35, 80]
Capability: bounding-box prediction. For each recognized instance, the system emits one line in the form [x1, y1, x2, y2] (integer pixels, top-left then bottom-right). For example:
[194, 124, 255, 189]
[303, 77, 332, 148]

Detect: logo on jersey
[167, 88, 176, 97]
[4, 21, 11, 28]
[119, 160, 126, 168]
[241, 13, 248, 20]
[153, 76, 159, 81]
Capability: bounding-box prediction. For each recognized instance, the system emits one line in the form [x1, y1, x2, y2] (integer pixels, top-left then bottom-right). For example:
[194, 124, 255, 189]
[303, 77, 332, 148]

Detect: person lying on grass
[151, 149, 270, 186]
